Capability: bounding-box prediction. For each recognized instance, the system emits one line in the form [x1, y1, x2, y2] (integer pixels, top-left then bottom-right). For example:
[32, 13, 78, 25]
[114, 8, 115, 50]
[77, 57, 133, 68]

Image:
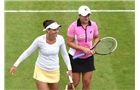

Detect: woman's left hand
[67, 70, 72, 78]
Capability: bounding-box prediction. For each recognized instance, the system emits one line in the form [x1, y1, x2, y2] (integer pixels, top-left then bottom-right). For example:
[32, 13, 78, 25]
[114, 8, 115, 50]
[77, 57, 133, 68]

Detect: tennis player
[65, 5, 99, 90]
[9, 20, 72, 90]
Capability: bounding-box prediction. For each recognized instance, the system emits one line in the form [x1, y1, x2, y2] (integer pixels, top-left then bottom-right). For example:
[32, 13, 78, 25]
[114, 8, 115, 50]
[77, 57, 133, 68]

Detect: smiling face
[79, 14, 90, 24]
[47, 28, 59, 38]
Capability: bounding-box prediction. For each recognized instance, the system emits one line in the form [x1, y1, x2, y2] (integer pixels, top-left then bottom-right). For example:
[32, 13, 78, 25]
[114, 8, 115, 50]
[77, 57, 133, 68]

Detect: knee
[68, 81, 79, 89]
[74, 81, 79, 87]
[83, 80, 91, 88]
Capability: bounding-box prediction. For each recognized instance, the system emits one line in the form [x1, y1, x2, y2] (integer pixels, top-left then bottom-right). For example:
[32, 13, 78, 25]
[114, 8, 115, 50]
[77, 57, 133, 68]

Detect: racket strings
[95, 39, 117, 54]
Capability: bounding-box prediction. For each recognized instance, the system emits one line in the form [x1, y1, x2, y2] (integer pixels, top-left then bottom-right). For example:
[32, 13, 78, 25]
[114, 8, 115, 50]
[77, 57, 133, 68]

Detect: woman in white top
[9, 20, 72, 90]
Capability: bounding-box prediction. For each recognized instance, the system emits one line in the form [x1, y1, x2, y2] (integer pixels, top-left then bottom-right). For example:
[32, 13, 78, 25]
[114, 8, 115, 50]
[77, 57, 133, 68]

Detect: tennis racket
[66, 72, 75, 90]
[72, 37, 118, 60]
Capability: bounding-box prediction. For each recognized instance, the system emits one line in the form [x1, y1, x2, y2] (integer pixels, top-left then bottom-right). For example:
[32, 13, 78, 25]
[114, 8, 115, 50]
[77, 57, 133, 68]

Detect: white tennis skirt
[33, 65, 60, 83]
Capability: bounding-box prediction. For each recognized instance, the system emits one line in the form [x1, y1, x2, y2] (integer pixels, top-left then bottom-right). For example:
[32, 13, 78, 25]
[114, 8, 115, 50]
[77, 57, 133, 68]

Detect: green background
[4, 0, 135, 90]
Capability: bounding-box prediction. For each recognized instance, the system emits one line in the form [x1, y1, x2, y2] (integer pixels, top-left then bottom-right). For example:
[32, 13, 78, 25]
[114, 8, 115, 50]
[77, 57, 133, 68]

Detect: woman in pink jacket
[65, 5, 99, 90]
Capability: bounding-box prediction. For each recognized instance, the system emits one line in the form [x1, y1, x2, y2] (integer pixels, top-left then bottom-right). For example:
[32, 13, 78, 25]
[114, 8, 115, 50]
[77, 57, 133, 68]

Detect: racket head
[94, 37, 117, 55]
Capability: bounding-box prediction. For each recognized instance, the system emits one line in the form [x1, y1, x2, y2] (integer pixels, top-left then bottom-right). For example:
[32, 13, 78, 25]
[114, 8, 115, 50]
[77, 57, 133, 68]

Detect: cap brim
[43, 22, 61, 31]
[80, 12, 91, 16]
[50, 25, 61, 29]
[43, 25, 61, 31]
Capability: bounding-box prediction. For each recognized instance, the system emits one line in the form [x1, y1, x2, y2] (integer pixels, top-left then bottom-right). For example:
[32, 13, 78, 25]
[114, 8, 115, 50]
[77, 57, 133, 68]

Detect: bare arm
[92, 35, 100, 48]
[90, 35, 99, 54]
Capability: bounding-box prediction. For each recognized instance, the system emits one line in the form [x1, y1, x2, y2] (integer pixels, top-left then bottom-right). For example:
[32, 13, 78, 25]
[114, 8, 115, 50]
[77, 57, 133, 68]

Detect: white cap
[43, 22, 61, 31]
[78, 5, 91, 16]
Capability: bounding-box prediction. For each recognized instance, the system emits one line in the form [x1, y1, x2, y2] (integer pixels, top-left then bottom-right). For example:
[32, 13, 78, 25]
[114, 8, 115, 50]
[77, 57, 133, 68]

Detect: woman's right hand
[81, 47, 92, 55]
[9, 66, 17, 75]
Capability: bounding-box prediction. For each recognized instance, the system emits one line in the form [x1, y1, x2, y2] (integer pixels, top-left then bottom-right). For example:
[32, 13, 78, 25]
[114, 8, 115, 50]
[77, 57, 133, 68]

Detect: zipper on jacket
[82, 26, 87, 42]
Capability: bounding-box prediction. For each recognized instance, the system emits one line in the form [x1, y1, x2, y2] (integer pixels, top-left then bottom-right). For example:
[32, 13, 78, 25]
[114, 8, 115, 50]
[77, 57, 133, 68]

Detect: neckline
[44, 34, 57, 45]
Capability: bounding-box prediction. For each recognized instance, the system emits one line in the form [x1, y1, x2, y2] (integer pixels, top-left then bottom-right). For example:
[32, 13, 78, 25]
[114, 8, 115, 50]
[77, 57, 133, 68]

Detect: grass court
[4, 0, 135, 90]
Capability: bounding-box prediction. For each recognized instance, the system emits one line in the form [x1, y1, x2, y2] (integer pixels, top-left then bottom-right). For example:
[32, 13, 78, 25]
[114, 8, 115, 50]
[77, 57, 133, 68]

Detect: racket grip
[68, 75, 73, 83]
[66, 71, 73, 83]
[72, 53, 85, 60]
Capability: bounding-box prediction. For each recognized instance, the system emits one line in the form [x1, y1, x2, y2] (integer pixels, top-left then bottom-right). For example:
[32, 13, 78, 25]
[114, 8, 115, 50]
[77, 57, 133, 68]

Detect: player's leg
[35, 79, 48, 90]
[82, 71, 93, 90]
[72, 72, 81, 87]
[48, 82, 59, 90]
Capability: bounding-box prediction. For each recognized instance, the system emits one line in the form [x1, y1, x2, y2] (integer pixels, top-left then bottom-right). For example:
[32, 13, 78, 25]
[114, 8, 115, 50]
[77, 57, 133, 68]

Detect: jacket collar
[77, 18, 91, 26]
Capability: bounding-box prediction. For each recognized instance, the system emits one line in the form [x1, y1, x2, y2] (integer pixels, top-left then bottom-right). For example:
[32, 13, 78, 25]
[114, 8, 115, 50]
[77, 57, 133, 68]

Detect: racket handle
[72, 53, 85, 60]
[68, 75, 73, 83]
[66, 71, 73, 83]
